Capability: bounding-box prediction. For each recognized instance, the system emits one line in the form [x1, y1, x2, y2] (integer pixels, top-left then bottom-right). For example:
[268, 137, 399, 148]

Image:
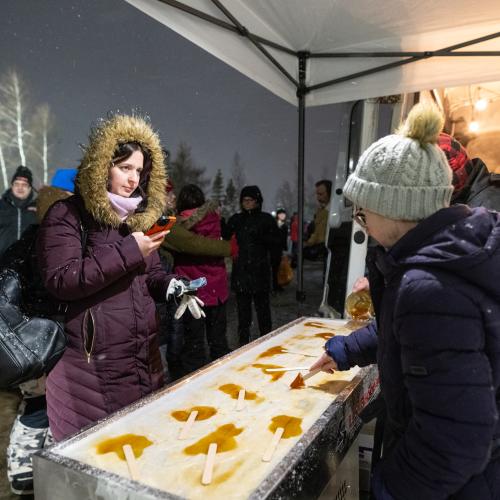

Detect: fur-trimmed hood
[180, 200, 219, 230]
[36, 186, 72, 223]
[76, 114, 166, 232]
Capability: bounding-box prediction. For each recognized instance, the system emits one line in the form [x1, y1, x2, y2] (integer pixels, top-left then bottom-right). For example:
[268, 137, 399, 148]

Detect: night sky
[1, 0, 348, 209]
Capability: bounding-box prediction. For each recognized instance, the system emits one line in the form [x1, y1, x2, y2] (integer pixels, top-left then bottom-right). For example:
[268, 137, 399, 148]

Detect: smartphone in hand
[145, 215, 176, 236]
[186, 277, 207, 292]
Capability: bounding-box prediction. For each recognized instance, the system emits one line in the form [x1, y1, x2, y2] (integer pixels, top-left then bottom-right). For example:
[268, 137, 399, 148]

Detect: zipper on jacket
[17, 208, 21, 240]
[82, 308, 96, 363]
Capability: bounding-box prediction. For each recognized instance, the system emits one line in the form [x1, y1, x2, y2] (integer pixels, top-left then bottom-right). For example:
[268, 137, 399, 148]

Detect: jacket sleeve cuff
[325, 336, 351, 370]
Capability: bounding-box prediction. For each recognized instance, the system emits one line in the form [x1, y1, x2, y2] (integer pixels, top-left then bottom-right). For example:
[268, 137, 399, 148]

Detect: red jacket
[290, 215, 299, 242]
[174, 201, 228, 306]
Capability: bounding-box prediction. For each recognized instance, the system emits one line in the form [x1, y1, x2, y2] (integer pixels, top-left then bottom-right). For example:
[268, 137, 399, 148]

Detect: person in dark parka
[452, 157, 500, 210]
[438, 132, 500, 211]
[311, 103, 500, 500]
[0, 166, 37, 258]
[223, 186, 281, 345]
[1, 179, 75, 495]
[37, 114, 178, 441]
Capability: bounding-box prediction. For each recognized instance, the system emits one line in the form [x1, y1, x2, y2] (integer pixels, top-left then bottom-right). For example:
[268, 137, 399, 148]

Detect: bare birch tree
[30, 103, 54, 185]
[0, 130, 9, 190]
[0, 69, 30, 167]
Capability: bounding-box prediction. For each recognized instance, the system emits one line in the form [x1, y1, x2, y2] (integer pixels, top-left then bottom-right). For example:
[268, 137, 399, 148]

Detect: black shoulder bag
[0, 269, 66, 388]
[0, 204, 88, 389]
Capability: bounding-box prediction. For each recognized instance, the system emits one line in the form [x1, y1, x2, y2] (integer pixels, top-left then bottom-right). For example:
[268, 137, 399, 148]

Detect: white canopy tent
[124, 0, 500, 105]
[124, 0, 500, 301]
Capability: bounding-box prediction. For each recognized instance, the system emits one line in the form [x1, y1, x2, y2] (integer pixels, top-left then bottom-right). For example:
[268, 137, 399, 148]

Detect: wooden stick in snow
[201, 443, 218, 485]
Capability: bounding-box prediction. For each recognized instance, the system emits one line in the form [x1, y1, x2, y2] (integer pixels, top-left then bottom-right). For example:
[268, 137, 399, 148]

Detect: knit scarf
[107, 191, 142, 221]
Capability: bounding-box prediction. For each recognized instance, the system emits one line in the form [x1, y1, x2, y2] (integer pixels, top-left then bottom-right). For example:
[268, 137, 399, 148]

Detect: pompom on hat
[343, 103, 454, 221]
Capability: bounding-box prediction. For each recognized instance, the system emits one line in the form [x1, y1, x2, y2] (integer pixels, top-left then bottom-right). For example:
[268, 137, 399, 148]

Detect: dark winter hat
[51, 168, 77, 193]
[240, 185, 263, 205]
[11, 166, 33, 187]
[437, 133, 474, 195]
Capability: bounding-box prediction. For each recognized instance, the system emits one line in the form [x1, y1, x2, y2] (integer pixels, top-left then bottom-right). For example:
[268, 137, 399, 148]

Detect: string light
[468, 121, 480, 133]
[474, 98, 488, 111]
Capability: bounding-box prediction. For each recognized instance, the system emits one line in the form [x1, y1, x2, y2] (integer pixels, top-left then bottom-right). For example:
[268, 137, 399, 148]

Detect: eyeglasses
[352, 206, 367, 229]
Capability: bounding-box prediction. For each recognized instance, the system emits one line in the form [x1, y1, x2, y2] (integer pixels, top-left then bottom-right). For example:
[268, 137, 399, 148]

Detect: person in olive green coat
[159, 181, 232, 266]
[158, 185, 236, 380]
[160, 222, 231, 264]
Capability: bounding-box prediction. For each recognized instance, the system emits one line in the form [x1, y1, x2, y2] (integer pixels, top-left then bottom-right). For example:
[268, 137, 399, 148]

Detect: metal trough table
[34, 317, 379, 499]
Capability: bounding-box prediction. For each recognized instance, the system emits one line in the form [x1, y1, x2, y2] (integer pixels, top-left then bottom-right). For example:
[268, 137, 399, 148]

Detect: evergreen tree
[169, 141, 209, 191]
[211, 168, 225, 204]
[224, 177, 237, 218]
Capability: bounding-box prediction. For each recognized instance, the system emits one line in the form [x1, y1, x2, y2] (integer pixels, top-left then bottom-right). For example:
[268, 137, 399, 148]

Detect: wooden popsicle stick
[302, 367, 323, 381]
[178, 410, 199, 440]
[236, 389, 246, 411]
[122, 444, 139, 481]
[264, 366, 309, 373]
[262, 427, 285, 462]
[201, 443, 218, 485]
[283, 349, 317, 357]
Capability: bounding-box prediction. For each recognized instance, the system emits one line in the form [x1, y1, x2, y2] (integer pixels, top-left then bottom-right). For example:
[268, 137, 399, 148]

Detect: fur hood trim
[180, 200, 219, 230]
[36, 186, 72, 223]
[76, 114, 166, 232]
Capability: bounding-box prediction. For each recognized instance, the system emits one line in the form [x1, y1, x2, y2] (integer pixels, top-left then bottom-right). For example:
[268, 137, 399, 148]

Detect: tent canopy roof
[125, 0, 500, 106]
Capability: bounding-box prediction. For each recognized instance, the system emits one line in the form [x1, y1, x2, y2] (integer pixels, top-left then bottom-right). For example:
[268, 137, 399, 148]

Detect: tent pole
[296, 52, 308, 303]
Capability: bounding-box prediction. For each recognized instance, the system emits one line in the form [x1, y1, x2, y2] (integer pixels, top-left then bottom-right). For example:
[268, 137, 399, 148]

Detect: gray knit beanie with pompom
[343, 103, 454, 221]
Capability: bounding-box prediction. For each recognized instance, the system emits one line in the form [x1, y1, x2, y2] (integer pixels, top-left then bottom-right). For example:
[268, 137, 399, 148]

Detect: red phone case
[145, 216, 176, 236]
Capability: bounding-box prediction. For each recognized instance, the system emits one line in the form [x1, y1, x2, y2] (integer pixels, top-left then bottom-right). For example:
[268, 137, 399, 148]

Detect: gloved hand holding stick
[166, 277, 207, 320]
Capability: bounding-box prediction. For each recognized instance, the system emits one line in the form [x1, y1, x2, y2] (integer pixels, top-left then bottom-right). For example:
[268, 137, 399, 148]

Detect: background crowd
[0, 103, 499, 499]
[0, 113, 317, 496]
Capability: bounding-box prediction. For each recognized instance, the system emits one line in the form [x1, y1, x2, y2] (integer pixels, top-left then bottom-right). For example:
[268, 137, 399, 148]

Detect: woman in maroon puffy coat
[37, 114, 177, 441]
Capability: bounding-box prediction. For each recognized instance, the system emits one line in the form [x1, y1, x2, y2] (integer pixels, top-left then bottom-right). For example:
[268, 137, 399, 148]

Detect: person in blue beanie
[50, 168, 77, 194]
[310, 103, 500, 500]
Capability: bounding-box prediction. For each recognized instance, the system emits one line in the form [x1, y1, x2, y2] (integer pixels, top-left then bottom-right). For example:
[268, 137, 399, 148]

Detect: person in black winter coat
[438, 132, 500, 211]
[0, 166, 37, 258]
[223, 186, 281, 345]
[454, 158, 500, 210]
[1, 174, 75, 496]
